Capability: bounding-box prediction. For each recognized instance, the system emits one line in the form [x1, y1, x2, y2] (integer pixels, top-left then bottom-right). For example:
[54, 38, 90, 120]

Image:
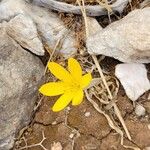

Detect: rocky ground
[0, 0, 149, 150]
[13, 59, 150, 150]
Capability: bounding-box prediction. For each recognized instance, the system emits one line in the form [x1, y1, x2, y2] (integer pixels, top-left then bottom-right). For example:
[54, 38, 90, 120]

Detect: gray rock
[87, 8, 150, 63]
[26, 4, 77, 58]
[6, 14, 45, 56]
[0, 0, 77, 58]
[0, 28, 44, 150]
[115, 63, 150, 101]
[135, 104, 146, 117]
[0, 0, 25, 21]
[87, 17, 103, 36]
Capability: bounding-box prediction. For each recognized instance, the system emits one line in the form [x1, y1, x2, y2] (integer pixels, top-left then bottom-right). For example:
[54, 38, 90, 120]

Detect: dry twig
[92, 55, 131, 141]
[85, 90, 124, 144]
[44, 39, 61, 75]
[33, 0, 129, 16]
[78, 0, 132, 145]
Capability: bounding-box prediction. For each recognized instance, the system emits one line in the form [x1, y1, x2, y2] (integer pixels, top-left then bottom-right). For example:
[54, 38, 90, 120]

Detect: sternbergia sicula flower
[39, 58, 92, 112]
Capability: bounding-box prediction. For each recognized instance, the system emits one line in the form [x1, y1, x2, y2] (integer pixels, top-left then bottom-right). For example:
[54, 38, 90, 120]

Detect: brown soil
[13, 62, 150, 150]
[13, 1, 150, 150]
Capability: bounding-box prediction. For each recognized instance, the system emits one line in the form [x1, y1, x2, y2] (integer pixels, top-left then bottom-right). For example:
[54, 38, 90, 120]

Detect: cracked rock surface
[0, 28, 44, 150]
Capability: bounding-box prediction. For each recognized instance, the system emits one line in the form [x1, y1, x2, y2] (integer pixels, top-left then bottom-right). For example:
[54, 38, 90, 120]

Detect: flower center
[67, 80, 81, 92]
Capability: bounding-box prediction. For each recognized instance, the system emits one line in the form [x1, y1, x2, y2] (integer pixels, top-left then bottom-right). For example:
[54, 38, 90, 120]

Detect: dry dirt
[13, 1, 150, 150]
[13, 59, 150, 150]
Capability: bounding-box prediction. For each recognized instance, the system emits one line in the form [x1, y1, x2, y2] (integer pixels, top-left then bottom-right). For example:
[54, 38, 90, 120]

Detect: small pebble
[85, 112, 91, 117]
[135, 104, 146, 117]
[52, 121, 57, 125]
[51, 142, 62, 150]
[66, 107, 71, 111]
[69, 133, 74, 139]
[115, 64, 150, 101]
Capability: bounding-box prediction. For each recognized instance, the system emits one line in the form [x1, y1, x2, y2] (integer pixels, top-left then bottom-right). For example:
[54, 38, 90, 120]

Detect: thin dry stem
[34, 95, 44, 111]
[93, 93, 109, 104]
[77, 0, 89, 37]
[92, 55, 113, 99]
[96, 0, 112, 12]
[79, 0, 131, 142]
[85, 90, 124, 145]
[123, 145, 140, 150]
[85, 90, 140, 150]
[113, 103, 131, 140]
[44, 39, 61, 75]
[92, 55, 131, 141]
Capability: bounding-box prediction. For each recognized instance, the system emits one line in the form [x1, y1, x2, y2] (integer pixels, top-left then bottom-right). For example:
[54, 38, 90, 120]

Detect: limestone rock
[27, 5, 77, 58]
[0, 0, 25, 21]
[0, 0, 77, 58]
[115, 63, 150, 101]
[0, 29, 44, 150]
[87, 17, 103, 36]
[87, 8, 150, 63]
[6, 14, 45, 56]
[135, 104, 146, 117]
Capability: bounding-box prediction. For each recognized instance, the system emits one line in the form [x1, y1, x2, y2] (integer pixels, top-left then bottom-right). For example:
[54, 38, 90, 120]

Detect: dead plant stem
[44, 39, 61, 75]
[78, 0, 131, 142]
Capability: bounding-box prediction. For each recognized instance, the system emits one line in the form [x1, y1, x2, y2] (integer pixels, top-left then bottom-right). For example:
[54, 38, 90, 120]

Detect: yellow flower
[39, 58, 92, 112]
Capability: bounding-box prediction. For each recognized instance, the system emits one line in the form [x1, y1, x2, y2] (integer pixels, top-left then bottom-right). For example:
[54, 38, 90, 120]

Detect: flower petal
[48, 62, 72, 82]
[72, 89, 84, 106]
[39, 82, 65, 96]
[68, 58, 82, 81]
[52, 91, 73, 112]
[81, 73, 92, 89]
